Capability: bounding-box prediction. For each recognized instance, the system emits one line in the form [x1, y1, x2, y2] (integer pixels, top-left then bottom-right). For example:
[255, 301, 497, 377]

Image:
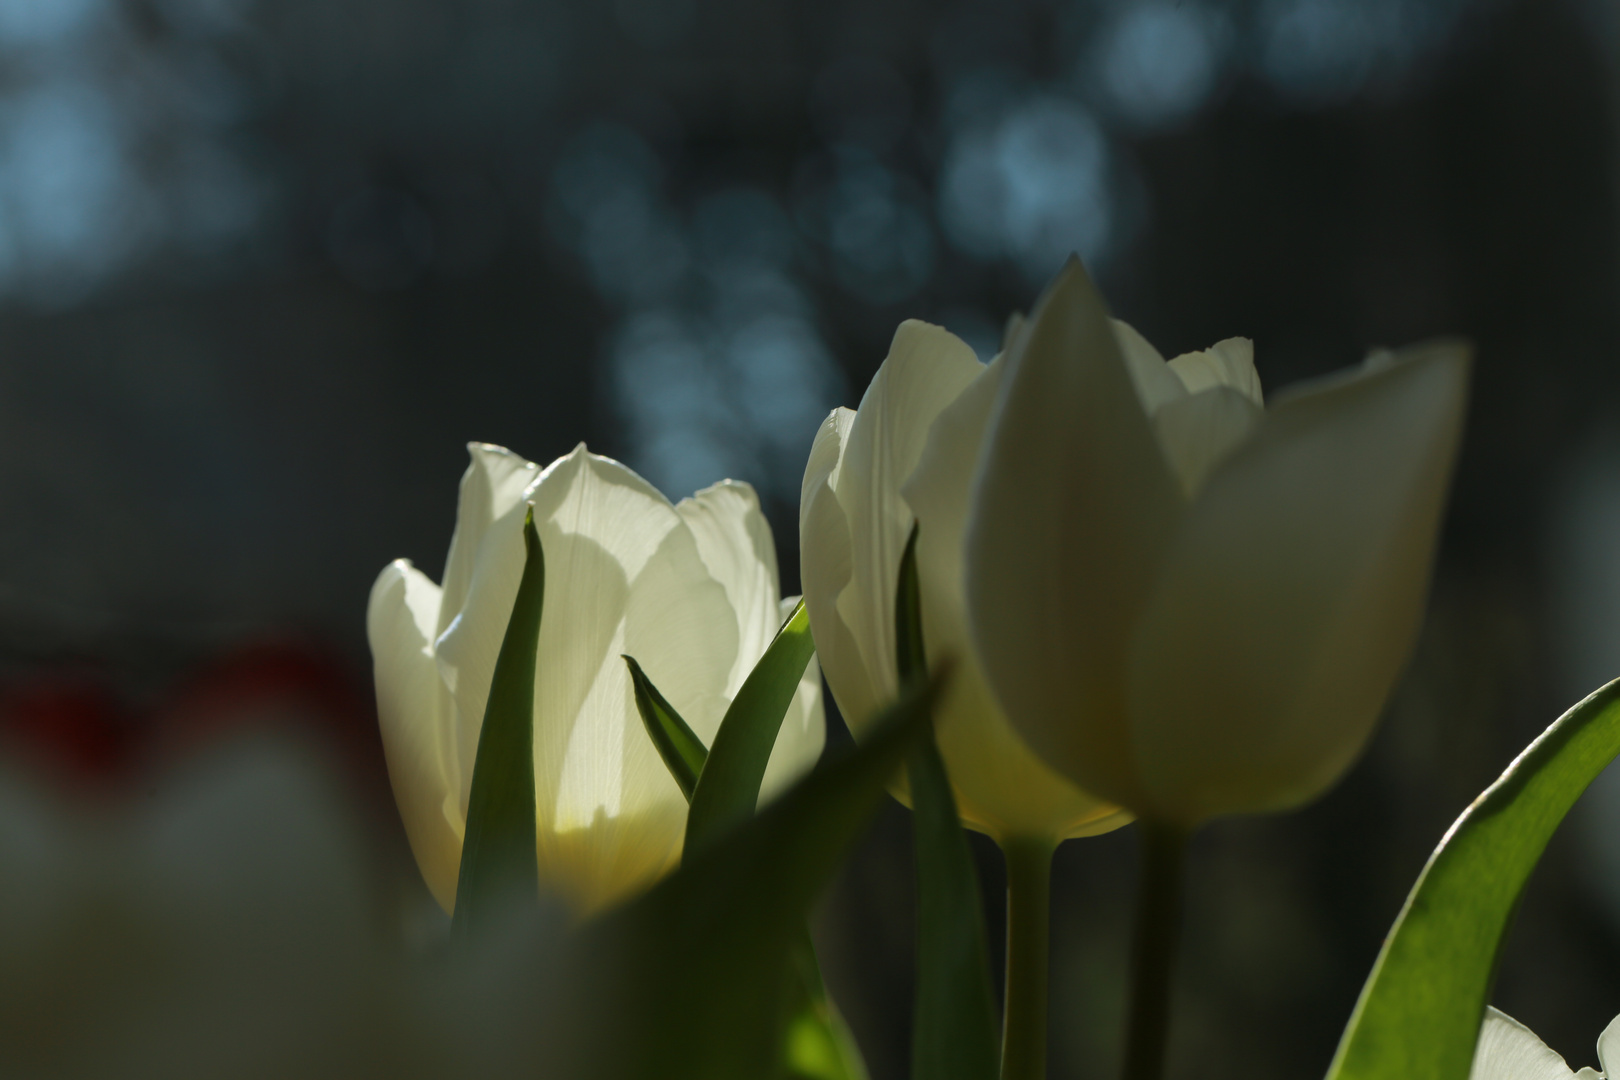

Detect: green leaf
[624, 654, 708, 800]
[553, 673, 948, 1080]
[452, 506, 544, 937]
[896, 523, 1000, 1080]
[785, 992, 870, 1080]
[1326, 678, 1620, 1080]
[626, 647, 869, 1080]
[685, 598, 816, 854]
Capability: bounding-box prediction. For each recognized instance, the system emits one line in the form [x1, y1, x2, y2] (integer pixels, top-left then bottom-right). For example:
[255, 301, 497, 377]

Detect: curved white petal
[903, 353, 1128, 842]
[1167, 337, 1263, 404]
[1596, 1013, 1620, 1078]
[367, 560, 461, 912]
[965, 259, 1186, 812]
[1126, 342, 1469, 822]
[1471, 1008, 1579, 1080]
[829, 319, 983, 732]
[437, 445, 740, 913]
[534, 447, 739, 912]
[907, 351, 1134, 841]
[1112, 318, 1187, 413]
[1151, 386, 1263, 496]
[759, 595, 827, 804]
[437, 443, 541, 639]
[676, 479, 781, 698]
[799, 408, 882, 735]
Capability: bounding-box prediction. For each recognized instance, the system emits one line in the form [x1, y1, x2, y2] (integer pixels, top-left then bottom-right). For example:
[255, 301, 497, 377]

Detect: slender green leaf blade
[1326, 678, 1620, 1080]
[895, 523, 999, 1080]
[784, 929, 870, 1080]
[895, 525, 928, 686]
[624, 650, 872, 1080]
[785, 993, 870, 1080]
[685, 598, 816, 853]
[625, 654, 708, 800]
[453, 506, 544, 936]
[558, 673, 947, 1080]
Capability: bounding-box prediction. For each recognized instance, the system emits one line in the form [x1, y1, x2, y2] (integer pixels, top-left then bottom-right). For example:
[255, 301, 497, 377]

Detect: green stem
[1122, 820, 1189, 1080]
[1000, 835, 1057, 1080]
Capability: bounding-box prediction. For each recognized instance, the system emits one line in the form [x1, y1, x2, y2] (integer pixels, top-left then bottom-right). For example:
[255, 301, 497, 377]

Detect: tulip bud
[965, 259, 1468, 825]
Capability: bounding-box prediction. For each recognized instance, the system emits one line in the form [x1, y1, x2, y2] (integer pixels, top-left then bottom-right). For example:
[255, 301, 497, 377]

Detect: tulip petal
[1126, 342, 1469, 822]
[760, 595, 827, 803]
[677, 480, 781, 698]
[965, 258, 1185, 811]
[904, 353, 1128, 841]
[437, 443, 541, 639]
[677, 484, 823, 803]
[1596, 1014, 1620, 1078]
[799, 409, 879, 732]
[1112, 318, 1188, 413]
[1167, 337, 1263, 404]
[439, 444, 740, 912]
[1151, 385, 1263, 496]
[828, 320, 983, 730]
[1470, 1009, 1579, 1080]
[367, 559, 461, 911]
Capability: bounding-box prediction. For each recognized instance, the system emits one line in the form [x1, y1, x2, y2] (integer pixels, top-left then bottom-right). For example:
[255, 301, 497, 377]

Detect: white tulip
[801, 320, 1128, 844]
[965, 259, 1468, 825]
[1470, 1006, 1620, 1080]
[368, 443, 824, 915]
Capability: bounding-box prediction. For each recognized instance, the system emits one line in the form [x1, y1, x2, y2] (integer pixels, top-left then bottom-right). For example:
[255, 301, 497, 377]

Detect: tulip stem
[1122, 819, 1189, 1080]
[1001, 835, 1057, 1080]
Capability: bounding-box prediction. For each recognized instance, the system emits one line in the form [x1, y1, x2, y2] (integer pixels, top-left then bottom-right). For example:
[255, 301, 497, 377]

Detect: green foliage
[1326, 678, 1620, 1080]
[452, 507, 544, 937]
[558, 675, 947, 1080]
[685, 599, 816, 854]
[784, 934, 871, 1080]
[624, 654, 707, 800]
[896, 524, 1000, 1080]
[624, 636, 868, 1080]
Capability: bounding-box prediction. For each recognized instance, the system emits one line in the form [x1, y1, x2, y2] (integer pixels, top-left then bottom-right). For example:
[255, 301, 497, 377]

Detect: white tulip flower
[965, 258, 1468, 826]
[1470, 1006, 1620, 1080]
[800, 320, 1128, 845]
[368, 443, 824, 915]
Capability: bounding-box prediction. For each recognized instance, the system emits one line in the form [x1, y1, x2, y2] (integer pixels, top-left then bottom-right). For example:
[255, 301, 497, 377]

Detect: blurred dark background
[1, 0, 1619, 1075]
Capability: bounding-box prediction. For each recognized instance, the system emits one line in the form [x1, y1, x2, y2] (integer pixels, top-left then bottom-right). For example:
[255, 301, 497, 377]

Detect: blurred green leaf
[1326, 678, 1620, 1080]
[895, 523, 999, 1080]
[624, 654, 707, 800]
[556, 673, 947, 1080]
[685, 598, 815, 854]
[895, 525, 928, 685]
[452, 506, 544, 937]
[626, 650, 869, 1080]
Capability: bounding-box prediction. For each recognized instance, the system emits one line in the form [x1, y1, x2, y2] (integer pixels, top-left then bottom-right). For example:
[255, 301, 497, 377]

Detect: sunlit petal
[798, 408, 880, 730]
[1471, 1008, 1580, 1080]
[436, 443, 541, 639]
[1594, 1012, 1620, 1078]
[367, 560, 461, 911]
[531, 446, 738, 911]
[830, 320, 983, 729]
[677, 479, 781, 697]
